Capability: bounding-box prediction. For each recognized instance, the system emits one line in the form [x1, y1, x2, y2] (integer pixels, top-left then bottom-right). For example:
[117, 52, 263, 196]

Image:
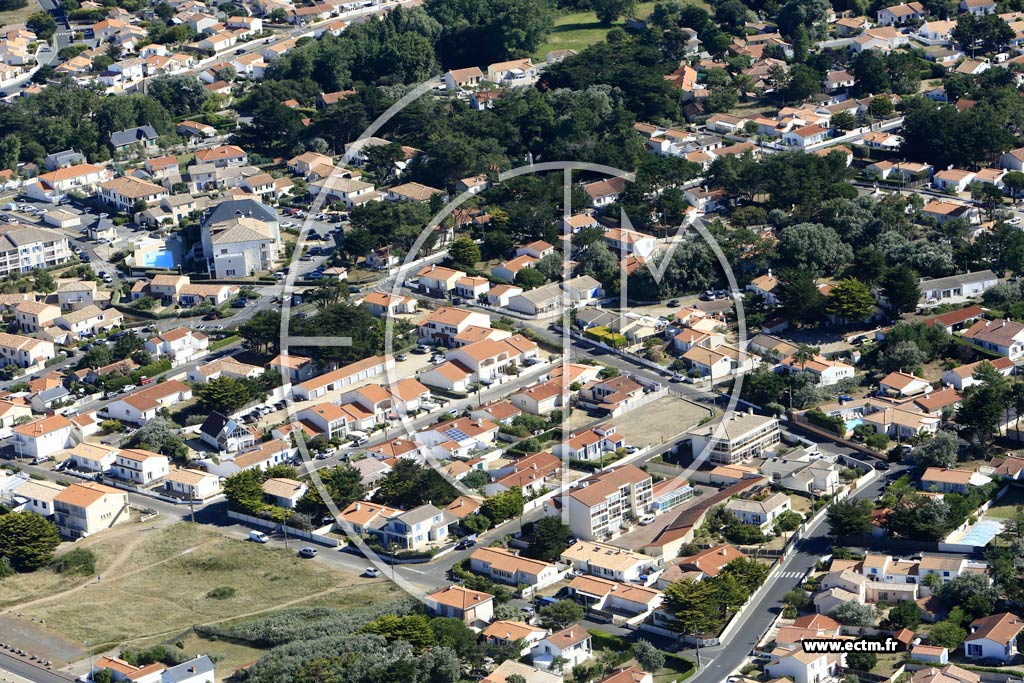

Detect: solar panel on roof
[443, 427, 470, 442]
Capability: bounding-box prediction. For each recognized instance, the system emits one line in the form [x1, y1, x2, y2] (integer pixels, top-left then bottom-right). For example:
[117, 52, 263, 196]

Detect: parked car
[298, 547, 318, 558]
[249, 531, 269, 543]
[638, 514, 656, 526]
[874, 461, 891, 471]
[455, 538, 476, 550]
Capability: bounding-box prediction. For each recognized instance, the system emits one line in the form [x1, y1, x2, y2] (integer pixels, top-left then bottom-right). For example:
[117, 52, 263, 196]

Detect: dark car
[230, 298, 248, 308]
[874, 461, 891, 471]
[454, 539, 476, 550]
[667, 299, 680, 307]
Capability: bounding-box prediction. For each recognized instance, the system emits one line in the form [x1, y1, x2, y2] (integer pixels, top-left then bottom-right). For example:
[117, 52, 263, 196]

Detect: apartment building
[685, 411, 781, 464]
[0, 224, 73, 275]
[565, 465, 653, 541]
[52, 482, 130, 538]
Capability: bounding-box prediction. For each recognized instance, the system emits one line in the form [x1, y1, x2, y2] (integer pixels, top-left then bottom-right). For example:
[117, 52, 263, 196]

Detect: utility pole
[85, 640, 93, 681]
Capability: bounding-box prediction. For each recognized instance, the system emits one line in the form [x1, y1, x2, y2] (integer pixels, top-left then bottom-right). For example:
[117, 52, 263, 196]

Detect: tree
[937, 573, 999, 619]
[480, 488, 524, 524]
[879, 340, 924, 374]
[778, 272, 826, 327]
[957, 362, 1010, 447]
[884, 600, 922, 630]
[26, 11, 57, 41]
[196, 376, 254, 414]
[129, 417, 187, 459]
[297, 464, 366, 515]
[913, 432, 958, 468]
[147, 75, 210, 117]
[827, 498, 874, 537]
[372, 459, 458, 507]
[449, 237, 480, 268]
[881, 265, 921, 314]
[239, 310, 281, 354]
[223, 469, 266, 512]
[774, 510, 803, 533]
[781, 64, 821, 103]
[828, 601, 877, 627]
[539, 599, 584, 629]
[778, 223, 853, 275]
[847, 652, 877, 672]
[0, 512, 61, 571]
[33, 268, 56, 294]
[525, 515, 572, 562]
[830, 111, 857, 132]
[663, 578, 723, 638]
[515, 268, 546, 290]
[826, 278, 875, 323]
[593, 0, 636, 24]
[719, 557, 770, 592]
[632, 640, 665, 672]
[929, 619, 967, 649]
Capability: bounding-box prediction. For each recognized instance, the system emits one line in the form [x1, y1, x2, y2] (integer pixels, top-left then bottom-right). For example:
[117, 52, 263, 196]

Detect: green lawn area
[534, 1, 707, 59]
[985, 486, 1024, 519]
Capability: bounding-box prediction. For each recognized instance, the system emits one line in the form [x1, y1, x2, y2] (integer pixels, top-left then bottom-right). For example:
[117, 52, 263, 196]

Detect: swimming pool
[142, 249, 176, 268]
[954, 519, 1004, 547]
[845, 417, 864, 431]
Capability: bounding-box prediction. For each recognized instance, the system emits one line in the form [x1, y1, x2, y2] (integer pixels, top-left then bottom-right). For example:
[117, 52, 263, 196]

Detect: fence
[227, 509, 339, 547]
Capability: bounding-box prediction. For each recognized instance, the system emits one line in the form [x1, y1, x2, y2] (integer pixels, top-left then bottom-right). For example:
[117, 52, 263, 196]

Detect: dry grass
[8, 523, 401, 649]
[0, 0, 39, 29]
[164, 633, 264, 682]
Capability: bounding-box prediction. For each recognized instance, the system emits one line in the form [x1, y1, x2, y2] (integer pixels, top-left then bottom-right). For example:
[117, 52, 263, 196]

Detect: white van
[249, 531, 268, 543]
[347, 430, 369, 445]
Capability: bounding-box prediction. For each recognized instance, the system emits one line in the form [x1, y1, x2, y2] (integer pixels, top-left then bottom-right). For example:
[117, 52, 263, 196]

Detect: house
[145, 327, 208, 366]
[921, 467, 992, 493]
[416, 306, 491, 346]
[531, 626, 592, 672]
[482, 622, 547, 657]
[683, 344, 757, 381]
[194, 145, 248, 168]
[725, 492, 792, 529]
[780, 354, 854, 386]
[56, 280, 97, 311]
[851, 25, 910, 51]
[163, 468, 221, 501]
[934, 169, 976, 193]
[567, 575, 662, 616]
[0, 331, 54, 369]
[386, 182, 445, 203]
[920, 270, 997, 305]
[920, 200, 980, 225]
[455, 276, 490, 301]
[199, 412, 257, 453]
[510, 381, 567, 416]
[25, 165, 112, 203]
[187, 357, 262, 384]
[782, 124, 829, 148]
[577, 375, 646, 416]
[484, 450, 561, 497]
[261, 477, 307, 508]
[104, 380, 192, 425]
[425, 585, 494, 624]
[553, 424, 624, 462]
[659, 544, 747, 587]
[481, 661, 561, 683]
[961, 318, 1024, 359]
[748, 270, 781, 306]
[98, 177, 167, 212]
[961, 0, 996, 14]
[999, 147, 1024, 172]
[584, 176, 627, 208]
[200, 198, 281, 280]
[965, 613, 1023, 663]
[292, 355, 394, 401]
[14, 301, 60, 333]
[765, 648, 842, 683]
[111, 448, 168, 485]
[13, 415, 77, 458]
[269, 354, 316, 384]
[469, 546, 562, 590]
[877, 2, 926, 24]
[176, 120, 217, 141]
[492, 255, 539, 283]
[372, 504, 456, 551]
[941, 357, 1014, 391]
[362, 291, 418, 318]
[52, 482, 129, 538]
[685, 411, 781, 464]
[109, 125, 159, 152]
[603, 227, 658, 259]
[911, 646, 949, 665]
[912, 665, 981, 683]
[56, 305, 122, 339]
[560, 540, 656, 583]
[487, 58, 537, 86]
[925, 305, 985, 334]
[66, 443, 117, 474]
[879, 371, 932, 397]
[416, 265, 467, 297]
[443, 66, 485, 92]
[564, 465, 653, 541]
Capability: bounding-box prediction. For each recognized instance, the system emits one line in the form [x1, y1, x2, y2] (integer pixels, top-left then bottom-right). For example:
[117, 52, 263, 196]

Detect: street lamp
[84, 640, 93, 682]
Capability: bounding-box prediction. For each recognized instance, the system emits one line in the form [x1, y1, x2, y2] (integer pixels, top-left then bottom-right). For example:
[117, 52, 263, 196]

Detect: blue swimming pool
[142, 249, 176, 268]
[845, 417, 864, 431]
[957, 520, 1003, 547]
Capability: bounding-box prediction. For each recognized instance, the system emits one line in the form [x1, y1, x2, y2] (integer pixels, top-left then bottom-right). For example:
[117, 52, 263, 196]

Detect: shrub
[805, 408, 845, 435]
[206, 586, 236, 600]
[51, 548, 96, 575]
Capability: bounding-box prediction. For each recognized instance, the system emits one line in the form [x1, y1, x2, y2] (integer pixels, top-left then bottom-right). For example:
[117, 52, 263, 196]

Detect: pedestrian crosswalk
[777, 571, 806, 579]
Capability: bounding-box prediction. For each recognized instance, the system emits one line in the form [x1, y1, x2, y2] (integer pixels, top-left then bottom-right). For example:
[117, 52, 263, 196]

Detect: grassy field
[0, 0, 39, 29]
[534, 1, 708, 59]
[6, 523, 401, 650]
[985, 486, 1024, 519]
[165, 633, 265, 682]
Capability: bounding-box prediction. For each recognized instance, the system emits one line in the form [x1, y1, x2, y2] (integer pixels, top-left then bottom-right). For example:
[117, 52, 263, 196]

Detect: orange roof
[427, 585, 494, 610]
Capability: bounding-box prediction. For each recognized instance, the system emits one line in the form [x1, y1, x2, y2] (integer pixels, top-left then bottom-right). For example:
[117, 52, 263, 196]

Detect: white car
[362, 567, 381, 578]
[638, 514, 656, 526]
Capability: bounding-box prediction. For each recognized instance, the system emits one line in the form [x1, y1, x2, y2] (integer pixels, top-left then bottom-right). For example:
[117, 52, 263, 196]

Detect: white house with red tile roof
[961, 318, 1024, 359]
[553, 424, 624, 461]
[361, 291, 418, 318]
[12, 414, 78, 458]
[104, 380, 192, 425]
[145, 327, 208, 366]
[879, 370, 932, 397]
[292, 355, 394, 401]
[111, 448, 169, 484]
[531, 625, 593, 671]
[425, 585, 494, 624]
[965, 612, 1024, 663]
[416, 306, 491, 346]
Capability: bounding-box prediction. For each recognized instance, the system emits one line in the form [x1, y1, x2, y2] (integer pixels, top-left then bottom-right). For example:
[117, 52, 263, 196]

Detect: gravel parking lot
[611, 396, 711, 449]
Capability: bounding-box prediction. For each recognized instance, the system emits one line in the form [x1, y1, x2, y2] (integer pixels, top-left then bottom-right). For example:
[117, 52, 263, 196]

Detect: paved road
[685, 463, 910, 683]
[0, 652, 73, 683]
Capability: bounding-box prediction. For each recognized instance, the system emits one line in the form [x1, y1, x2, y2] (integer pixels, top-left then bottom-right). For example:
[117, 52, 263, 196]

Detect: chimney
[355, 502, 361, 510]
[719, 548, 727, 555]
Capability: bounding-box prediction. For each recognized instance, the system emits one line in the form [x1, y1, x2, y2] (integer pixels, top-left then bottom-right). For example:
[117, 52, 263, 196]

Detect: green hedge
[585, 326, 627, 349]
[805, 408, 846, 436]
